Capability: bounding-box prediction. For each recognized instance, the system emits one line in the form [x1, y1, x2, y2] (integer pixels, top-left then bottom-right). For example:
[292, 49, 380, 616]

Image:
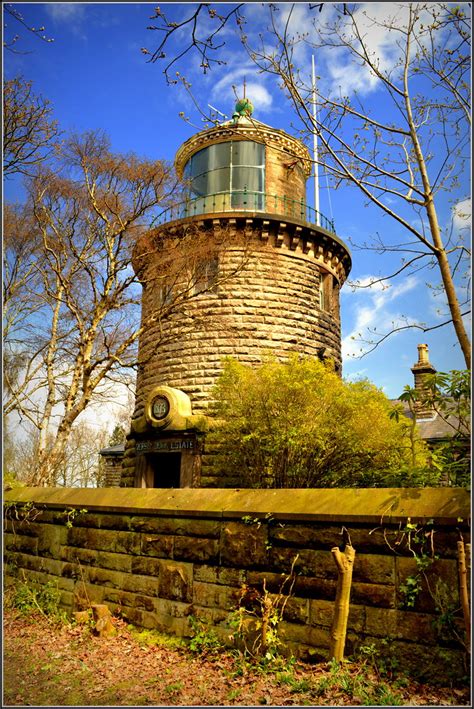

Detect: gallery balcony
[151, 190, 336, 235]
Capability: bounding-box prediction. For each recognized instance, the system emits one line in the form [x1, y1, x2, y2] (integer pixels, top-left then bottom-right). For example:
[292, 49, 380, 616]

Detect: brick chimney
[411, 344, 437, 418]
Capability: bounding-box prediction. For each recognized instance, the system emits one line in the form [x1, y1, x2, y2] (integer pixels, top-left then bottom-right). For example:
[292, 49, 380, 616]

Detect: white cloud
[452, 198, 471, 230]
[323, 3, 446, 98]
[374, 276, 419, 306]
[45, 3, 86, 23]
[342, 274, 419, 358]
[245, 82, 273, 111]
[343, 364, 368, 381]
[210, 68, 273, 115]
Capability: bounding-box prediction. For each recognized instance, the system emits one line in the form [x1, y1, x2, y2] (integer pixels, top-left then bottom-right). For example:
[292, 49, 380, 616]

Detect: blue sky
[4, 2, 471, 401]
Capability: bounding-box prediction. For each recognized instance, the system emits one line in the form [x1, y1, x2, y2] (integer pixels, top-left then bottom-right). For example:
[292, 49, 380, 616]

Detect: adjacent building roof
[100, 444, 125, 457]
[390, 400, 460, 442]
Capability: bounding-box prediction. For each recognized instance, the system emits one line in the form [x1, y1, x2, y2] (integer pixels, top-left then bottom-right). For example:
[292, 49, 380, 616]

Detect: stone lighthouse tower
[120, 99, 351, 489]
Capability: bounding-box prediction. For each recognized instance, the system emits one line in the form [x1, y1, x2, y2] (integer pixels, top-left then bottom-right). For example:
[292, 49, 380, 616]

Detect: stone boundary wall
[4, 487, 470, 682]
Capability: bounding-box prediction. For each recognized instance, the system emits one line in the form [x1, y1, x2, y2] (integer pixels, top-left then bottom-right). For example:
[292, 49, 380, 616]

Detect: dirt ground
[2, 610, 471, 707]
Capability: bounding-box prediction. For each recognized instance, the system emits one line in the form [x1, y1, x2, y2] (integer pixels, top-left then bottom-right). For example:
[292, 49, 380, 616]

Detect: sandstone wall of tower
[121, 115, 350, 489]
[265, 142, 307, 206]
[133, 243, 342, 422]
[121, 220, 347, 488]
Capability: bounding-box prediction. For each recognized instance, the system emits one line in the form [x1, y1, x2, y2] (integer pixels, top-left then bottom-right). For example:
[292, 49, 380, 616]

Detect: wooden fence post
[329, 544, 356, 662]
[457, 539, 470, 654]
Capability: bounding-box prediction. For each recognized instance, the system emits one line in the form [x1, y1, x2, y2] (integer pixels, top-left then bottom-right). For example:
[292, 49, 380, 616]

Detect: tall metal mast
[312, 55, 320, 226]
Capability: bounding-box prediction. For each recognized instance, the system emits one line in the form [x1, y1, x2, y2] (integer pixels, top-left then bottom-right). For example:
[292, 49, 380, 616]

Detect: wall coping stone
[4, 488, 470, 526]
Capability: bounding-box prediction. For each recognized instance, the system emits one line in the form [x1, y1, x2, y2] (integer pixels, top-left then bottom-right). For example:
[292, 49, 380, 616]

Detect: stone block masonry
[3, 487, 470, 682]
[124, 113, 352, 489]
[122, 215, 351, 487]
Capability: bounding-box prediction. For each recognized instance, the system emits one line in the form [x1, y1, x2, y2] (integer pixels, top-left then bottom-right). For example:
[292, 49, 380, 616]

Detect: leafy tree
[3, 76, 60, 177]
[208, 355, 431, 488]
[396, 369, 470, 486]
[145, 2, 471, 366]
[108, 423, 127, 447]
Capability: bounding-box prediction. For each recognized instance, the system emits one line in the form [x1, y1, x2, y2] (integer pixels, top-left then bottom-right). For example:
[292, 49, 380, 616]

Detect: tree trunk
[403, 32, 471, 369]
[457, 540, 470, 653]
[329, 544, 356, 662]
[434, 247, 471, 368]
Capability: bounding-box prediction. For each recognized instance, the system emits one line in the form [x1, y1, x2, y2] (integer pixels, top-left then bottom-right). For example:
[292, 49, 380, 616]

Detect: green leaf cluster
[209, 355, 430, 488]
[398, 370, 470, 486]
[5, 576, 67, 622]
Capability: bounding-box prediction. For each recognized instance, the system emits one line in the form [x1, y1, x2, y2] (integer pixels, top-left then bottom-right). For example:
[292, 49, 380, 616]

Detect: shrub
[209, 355, 429, 488]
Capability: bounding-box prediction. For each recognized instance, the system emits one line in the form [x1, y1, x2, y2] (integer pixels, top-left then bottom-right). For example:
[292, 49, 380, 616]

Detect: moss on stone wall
[3, 487, 469, 681]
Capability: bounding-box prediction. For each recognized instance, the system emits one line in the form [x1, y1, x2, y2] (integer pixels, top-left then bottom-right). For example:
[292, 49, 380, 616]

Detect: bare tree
[4, 130, 249, 486]
[4, 418, 109, 488]
[56, 422, 110, 488]
[3, 76, 61, 177]
[145, 2, 471, 367]
[3, 130, 173, 485]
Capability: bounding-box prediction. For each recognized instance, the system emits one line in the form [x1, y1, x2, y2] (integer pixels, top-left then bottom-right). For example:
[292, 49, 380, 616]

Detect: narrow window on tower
[192, 255, 219, 296]
[159, 282, 174, 307]
[319, 271, 333, 313]
[332, 278, 340, 321]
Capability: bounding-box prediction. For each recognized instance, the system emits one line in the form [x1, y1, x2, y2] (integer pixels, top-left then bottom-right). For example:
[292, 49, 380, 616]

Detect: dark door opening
[147, 453, 181, 488]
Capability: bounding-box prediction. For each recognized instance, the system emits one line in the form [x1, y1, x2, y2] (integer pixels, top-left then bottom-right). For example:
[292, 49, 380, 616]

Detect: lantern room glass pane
[232, 141, 265, 166]
[209, 142, 231, 169]
[185, 141, 265, 211]
[189, 149, 208, 177]
[191, 172, 207, 197]
[232, 166, 263, 193]
[207, 167, 230, 194]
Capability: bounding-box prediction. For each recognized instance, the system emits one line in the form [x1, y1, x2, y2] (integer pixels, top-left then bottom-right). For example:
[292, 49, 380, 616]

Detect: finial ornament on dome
[232, 77, 254, 122]
[233, 97, 254, 118]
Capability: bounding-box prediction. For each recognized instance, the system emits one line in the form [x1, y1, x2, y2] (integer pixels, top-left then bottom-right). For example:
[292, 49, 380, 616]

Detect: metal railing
[151, 190, 336, 234]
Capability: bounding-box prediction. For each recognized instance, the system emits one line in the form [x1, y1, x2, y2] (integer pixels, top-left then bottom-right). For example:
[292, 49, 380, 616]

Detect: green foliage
[209, 355, 429, 488]
[5, 574, 67, 622]
[228, 556, 299, 665]
[275, 671, 311, 693]
[4, 500, 42, 536]
[385, 518, 439, 610]
[3, 470, 25, 490]
[399, 573, 424, 609]
[188, 615, 221, 656]
[60, 507, 88, 528]
[108, 424, 126, 446]
[127, 624, 186, 650]
[430, 578, 466, 648]
[313, 657, 404, 705]
[164, 681, 184, 695]
[398, 369, 470, 486]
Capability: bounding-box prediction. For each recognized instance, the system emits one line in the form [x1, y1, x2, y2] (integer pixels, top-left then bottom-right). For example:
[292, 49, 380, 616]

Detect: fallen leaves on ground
[2, 610, 470, 706]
